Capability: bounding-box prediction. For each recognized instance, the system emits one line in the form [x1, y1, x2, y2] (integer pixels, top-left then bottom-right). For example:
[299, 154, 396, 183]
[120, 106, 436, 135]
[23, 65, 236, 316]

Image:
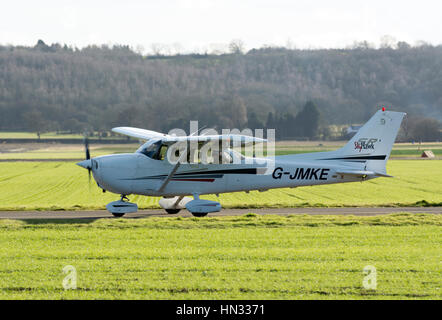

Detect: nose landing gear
[106, 195, 138, 217]
[185, 194, 221, 217]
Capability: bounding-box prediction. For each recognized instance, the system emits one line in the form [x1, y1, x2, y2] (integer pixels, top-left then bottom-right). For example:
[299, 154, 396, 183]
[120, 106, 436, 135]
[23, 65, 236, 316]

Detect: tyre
[112, 212, 125, 217]
[165, 209, 181, 214]
[191, 212, 208, 217]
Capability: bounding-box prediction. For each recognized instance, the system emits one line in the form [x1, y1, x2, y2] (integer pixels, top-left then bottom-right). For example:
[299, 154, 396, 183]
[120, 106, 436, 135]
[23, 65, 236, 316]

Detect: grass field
[0, 142, 441, 159]
[0, 160, 440, 211]
[0, 131, 126, 140]
[0, 132, 84, 139]
[0, 144, 135, 160]
[0, 214, 440, 299]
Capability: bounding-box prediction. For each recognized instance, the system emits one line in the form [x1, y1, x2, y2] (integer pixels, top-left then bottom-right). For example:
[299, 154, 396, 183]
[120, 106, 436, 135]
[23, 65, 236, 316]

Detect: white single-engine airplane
[77, 109, 405, 217]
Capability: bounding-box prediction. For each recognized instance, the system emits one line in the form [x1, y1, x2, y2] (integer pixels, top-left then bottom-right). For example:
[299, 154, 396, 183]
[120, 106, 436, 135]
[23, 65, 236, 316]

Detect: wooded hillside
[0, 41, 441, 138]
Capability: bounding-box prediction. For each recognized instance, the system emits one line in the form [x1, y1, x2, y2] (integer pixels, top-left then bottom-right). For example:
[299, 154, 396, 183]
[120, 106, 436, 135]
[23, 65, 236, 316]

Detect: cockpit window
[207, 149, 244, 164]
[137, 141, 167, 160]
[137, 141, 244, 163]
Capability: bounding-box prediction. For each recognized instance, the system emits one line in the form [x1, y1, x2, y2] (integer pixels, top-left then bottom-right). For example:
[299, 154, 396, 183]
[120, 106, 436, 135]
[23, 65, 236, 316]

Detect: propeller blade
[84, 136, 91, 160]
[83, 135, 91, 187]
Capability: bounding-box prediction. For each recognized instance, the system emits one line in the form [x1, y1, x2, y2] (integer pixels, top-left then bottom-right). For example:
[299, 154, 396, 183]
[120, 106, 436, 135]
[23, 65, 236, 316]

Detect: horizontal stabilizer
[336, 170, 393, 178]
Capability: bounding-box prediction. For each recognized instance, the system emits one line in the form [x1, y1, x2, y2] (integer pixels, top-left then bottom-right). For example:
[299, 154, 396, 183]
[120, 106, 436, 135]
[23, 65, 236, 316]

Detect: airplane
[77, 109, 405, 217]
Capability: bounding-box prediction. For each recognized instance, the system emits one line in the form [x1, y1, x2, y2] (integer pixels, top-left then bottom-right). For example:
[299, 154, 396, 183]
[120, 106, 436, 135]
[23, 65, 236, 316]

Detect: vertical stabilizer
[336, 110, 406, 174]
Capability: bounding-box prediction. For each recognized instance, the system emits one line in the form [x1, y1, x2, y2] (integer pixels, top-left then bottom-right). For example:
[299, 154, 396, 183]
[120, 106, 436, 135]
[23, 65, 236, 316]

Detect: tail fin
[336, 110, 406, 174]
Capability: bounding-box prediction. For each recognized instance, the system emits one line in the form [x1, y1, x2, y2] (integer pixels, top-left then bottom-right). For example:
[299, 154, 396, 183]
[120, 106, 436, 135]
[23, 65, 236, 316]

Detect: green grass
[0, 214, 440, 299]
[0, 160, 440, 211]
[390, 149, 442, 156]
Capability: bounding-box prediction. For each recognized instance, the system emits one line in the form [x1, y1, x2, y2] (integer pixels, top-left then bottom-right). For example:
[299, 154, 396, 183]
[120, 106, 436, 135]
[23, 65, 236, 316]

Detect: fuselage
[76, 110, 406, 217]
[90, 151, 370, 197]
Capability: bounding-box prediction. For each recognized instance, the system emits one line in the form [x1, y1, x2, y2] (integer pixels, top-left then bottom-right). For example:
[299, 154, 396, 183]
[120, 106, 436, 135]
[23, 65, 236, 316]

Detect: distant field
[0, 214, 440, 299]
[0, 141, 441, 159]
[0, 160, 440, 211]
[0, 131, 124, 140]
[0, 132, 84, 139]
[0, 144, 139, 160]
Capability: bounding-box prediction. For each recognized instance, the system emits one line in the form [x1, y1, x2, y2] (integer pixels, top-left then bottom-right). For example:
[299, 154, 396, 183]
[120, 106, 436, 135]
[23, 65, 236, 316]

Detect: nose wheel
[106, 195, 138, 217]
[191, 212, 208, 217]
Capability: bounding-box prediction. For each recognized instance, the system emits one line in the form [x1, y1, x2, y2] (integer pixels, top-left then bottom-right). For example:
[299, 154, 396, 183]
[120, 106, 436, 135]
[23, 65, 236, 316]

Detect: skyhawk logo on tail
[354, 138, 378, 152]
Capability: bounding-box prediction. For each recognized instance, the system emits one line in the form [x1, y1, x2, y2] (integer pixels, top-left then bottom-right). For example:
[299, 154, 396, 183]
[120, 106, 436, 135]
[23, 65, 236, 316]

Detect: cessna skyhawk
[77, 109, 405, 217]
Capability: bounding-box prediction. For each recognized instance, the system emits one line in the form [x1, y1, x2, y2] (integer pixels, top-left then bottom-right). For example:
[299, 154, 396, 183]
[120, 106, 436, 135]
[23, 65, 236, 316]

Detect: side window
[156, 145, 168, 160]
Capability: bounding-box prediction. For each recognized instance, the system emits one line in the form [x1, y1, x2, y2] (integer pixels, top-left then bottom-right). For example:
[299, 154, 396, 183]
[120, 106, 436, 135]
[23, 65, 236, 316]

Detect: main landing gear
[159, 196, 191, 215]
[105, 194, 222, 218]
[159, 195, 221, 217]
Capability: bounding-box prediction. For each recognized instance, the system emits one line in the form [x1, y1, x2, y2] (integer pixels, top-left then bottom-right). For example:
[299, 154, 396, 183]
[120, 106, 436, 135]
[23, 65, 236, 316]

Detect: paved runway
[0, 207, 440, 219]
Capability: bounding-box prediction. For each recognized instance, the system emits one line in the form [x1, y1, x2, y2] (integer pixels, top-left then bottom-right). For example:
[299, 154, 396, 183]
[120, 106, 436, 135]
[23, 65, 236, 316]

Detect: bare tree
[150, 43, 165, 56]
[380, 35, 397, 49]
[406, 117, 441, 142]
[228, 39, 245, 54]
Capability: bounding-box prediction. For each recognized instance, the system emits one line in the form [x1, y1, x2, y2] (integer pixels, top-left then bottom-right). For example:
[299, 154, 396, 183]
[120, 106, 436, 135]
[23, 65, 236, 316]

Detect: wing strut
[156, 144, 190, 192]
[156, 127, 207, 193]
[157, 162, 181, 193]
[173, 196, 185, 207]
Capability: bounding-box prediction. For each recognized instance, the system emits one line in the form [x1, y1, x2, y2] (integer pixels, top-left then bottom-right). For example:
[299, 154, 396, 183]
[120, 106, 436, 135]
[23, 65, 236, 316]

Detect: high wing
[112, 127, 267, 145]
[112, 127, 169, 140]
[162, 135, 266, 145]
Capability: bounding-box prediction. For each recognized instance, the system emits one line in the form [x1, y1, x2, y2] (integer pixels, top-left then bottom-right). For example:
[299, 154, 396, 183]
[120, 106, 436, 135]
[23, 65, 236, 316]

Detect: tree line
[0, 40, 440, 140]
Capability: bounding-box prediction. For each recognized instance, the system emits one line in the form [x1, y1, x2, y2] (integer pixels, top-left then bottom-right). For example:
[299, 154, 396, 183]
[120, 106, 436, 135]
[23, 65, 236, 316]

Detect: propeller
[84, 136, 91, 182]
[76, 135, 92, 184]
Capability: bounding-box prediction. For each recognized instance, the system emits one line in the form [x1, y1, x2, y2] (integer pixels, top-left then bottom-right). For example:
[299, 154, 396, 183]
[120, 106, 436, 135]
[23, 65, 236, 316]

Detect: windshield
[137, 141, 167, 160]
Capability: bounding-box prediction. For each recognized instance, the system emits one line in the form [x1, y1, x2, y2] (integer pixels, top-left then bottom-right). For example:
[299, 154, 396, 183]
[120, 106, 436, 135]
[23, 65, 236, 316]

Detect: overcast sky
[1, 0, 441, 52]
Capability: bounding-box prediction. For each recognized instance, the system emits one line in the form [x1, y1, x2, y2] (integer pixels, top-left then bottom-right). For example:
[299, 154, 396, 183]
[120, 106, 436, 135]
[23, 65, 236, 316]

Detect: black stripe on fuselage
[320, 155, 387, 161]
[127, 168, 258, 180]
[174, 168, 258, 176]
